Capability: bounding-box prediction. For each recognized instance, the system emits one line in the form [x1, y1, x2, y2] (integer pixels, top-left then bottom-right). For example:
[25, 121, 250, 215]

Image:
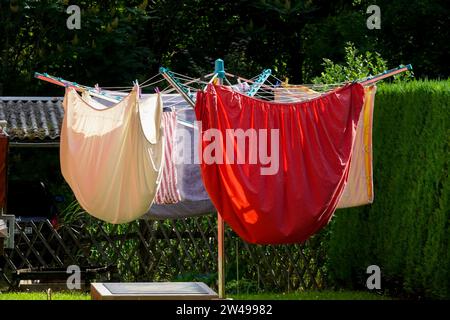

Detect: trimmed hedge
[327, 80, 449, 299]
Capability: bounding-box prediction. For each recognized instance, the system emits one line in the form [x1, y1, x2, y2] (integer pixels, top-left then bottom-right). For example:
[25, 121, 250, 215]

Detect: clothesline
[99, 73, 163, 90]
[35, 63, 412, 106]
[32, 59, 412, 300]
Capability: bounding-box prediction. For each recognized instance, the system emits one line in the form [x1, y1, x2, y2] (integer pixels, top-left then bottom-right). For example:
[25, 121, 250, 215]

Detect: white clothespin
[134, 79, 141, 98]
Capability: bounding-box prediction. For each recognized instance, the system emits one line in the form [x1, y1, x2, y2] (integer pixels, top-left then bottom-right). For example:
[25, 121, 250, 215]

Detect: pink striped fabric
[155, 111, 181, 204]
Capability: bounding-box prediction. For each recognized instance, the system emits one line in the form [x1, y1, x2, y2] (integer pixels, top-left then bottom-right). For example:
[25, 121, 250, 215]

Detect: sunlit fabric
[195, 83, 365, 244]
[273, 85, 377, 208]
[337, 85, 376, 208]
[154, 111, 181, 204]
[147, 104, 215, 219]
[60, 87, 164, 224]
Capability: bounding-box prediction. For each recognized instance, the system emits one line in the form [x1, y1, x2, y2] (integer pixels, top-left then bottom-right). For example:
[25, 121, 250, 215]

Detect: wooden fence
[1, 215, 327, 292]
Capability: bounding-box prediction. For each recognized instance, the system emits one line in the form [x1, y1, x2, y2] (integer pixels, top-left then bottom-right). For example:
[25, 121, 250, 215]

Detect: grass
[0, 291, 90, 300]
[0, 290, 389, 300]
[231, 290, 391, 300]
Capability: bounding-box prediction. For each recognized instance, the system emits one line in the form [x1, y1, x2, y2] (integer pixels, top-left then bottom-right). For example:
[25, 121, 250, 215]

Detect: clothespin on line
[133, 79, 142, 98]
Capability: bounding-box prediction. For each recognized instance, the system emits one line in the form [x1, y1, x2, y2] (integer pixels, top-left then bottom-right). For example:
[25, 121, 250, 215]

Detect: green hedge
[327, 80, 449, 299]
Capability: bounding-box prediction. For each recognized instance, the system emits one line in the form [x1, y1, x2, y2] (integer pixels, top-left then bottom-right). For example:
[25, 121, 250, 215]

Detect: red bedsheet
[195, 83, 365, 244]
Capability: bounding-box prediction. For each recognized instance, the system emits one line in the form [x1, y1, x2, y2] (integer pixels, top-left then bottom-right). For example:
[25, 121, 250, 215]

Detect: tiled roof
[0, 97, 64, 142]
[0, 94, 190, 143]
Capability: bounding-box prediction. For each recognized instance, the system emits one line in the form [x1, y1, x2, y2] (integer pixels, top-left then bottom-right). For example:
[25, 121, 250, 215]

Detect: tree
[0, 0, 152, 95]
[365, 0, 450, 78]
[0, 0, 448, 96]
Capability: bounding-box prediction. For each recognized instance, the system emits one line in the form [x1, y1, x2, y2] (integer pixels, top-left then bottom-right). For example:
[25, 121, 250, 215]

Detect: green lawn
[231, 291, 391, 300]
[0, 290, 389, 300]
[0, 291, 90, 300]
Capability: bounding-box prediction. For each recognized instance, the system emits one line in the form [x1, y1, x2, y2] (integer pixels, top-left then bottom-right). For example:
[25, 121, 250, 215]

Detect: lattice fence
[1, 215, 327, 292]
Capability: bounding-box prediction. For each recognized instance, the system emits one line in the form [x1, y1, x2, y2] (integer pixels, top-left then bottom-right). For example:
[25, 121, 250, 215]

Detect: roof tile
[0, 98, 63, 141]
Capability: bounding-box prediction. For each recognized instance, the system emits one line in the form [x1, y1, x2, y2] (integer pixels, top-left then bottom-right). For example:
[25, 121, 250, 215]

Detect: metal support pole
[159, 62, 228, 298]
[215, 59, 226, 299]
[360, 64, 412, 86]
[217, 212, 225, 298]
[34, 73, 122, 103]
[159, 67, 195, 108]
[247, 69, 272, 97]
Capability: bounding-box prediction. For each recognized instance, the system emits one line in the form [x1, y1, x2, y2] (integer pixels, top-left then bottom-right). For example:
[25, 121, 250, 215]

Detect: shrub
[327, 80, 449, 299]
[312, 42, 389, 84]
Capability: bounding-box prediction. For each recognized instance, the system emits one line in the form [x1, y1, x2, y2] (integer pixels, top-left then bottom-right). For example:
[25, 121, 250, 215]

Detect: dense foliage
[328, 80, 449, 299]
[0, 0, 448, 95]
